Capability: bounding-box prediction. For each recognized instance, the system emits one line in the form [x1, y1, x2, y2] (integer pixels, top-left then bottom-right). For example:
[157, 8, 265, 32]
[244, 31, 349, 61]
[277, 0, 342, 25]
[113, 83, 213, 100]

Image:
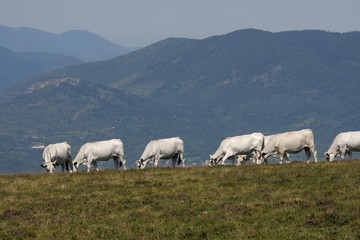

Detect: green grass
[1, 161, 360, 239]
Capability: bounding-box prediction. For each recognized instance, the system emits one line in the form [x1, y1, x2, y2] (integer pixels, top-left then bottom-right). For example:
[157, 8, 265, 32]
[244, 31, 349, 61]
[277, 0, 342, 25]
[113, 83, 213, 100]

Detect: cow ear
[324, 153, 329, 157]
[40, 164, 46, 168]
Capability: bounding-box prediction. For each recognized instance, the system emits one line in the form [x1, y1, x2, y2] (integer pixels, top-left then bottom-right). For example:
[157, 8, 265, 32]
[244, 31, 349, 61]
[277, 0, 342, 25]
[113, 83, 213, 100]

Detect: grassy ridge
[1, 161, 359, 239]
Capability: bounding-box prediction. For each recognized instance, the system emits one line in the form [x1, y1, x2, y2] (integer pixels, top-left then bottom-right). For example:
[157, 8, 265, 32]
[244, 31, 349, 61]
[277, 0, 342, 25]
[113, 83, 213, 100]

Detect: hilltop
[1, 161, 359, 239]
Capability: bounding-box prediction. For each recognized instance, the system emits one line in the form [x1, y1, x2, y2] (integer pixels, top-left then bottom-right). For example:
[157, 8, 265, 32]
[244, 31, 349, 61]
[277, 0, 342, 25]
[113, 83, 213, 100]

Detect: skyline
[1, 0, 360, 47]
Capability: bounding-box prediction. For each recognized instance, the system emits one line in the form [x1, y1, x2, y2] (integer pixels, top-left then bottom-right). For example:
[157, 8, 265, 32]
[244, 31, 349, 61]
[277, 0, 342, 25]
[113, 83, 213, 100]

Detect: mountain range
[0, 25, 140, 88]
[0, 25, 138, 62]
[1, 29, 360, 173]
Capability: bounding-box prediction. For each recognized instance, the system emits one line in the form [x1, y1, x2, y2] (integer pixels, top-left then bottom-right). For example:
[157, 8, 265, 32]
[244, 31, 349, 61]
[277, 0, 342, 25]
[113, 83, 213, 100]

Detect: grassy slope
[1, 161, 359, 239]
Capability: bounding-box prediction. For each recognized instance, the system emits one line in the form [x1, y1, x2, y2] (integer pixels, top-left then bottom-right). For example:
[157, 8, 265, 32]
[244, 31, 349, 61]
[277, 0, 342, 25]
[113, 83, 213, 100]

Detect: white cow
[136, 137, 185, 169]
[324, 131, 360, 162]
[236, 135, 274, 165]
[209, 133, 264, 165]
[73, 139, 126, 172]
[237, 135, 292, 165]
[41, 142, 73, 173]
[258, 129, 318, 164]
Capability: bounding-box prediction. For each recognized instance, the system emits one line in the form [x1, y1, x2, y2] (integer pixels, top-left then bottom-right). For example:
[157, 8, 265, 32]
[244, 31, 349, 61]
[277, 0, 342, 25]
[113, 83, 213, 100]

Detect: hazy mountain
[1, 29, 360, 173]
[0, 25, 138, 61]
[0, 46, 82, 88]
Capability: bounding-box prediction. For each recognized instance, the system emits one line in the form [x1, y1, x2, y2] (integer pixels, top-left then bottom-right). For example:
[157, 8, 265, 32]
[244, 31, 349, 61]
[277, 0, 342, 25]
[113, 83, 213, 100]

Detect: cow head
[40, 162, 56, 173]
[72, 161, 79, 172]
[72, 156, 86, 172]
[208, 155, 219, 166]
[256, 152, 267, 164]
[208, 155, 214, 165]
[136, 159, 146, 169]
[324, 152, 336, 162]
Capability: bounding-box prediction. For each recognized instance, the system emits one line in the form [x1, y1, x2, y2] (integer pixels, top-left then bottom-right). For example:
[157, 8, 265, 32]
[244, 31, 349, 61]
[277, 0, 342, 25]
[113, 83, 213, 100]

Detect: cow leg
[154, 156, 160, 167]
[114, 156, 126, 170]
[309, 146, 318, 163]
[252, 150, 261, 164]
[278, 150, 285, 164]
[283, 153, 291, 164]
[347, 151, 352, 159]
[250, 153, 257, 164]
[68, 160, 74, 173]
[171, 157, 176, 167]
[65, 161, 69, 172]
[231, 155, 239, 165]
[236, 155, 242, 165]
[92, 161, 100, 171]
[120, 156, 127, 170]
[339, 148, 346, 160]
[178, 153, 185, 167]
[86, 163, 91, 172]
[84, 160, 92, 172]
[154, 160, 159, 167]
[304, 148, 311, 163]
[61, 163, 65, 172]
[113, 157, 119, 170]
[220, 153, 231, 165]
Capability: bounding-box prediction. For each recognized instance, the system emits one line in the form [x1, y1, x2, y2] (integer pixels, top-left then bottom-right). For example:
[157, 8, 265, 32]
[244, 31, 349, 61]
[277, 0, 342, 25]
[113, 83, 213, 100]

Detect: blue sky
[1, 0, 360, 47]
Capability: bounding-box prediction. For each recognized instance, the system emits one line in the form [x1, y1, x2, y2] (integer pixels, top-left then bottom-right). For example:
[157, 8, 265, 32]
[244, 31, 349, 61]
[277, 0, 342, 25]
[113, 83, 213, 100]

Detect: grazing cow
[136, 137, 185, 169]
[324, 131, 360, 162]
[40, 142, 73, 173]
[73, 139, 126, 172]
[236, 135, 274, 165]
[209, 133, 264, 165]
[237, 135, 291, 165]
[258, 129, 318, 164]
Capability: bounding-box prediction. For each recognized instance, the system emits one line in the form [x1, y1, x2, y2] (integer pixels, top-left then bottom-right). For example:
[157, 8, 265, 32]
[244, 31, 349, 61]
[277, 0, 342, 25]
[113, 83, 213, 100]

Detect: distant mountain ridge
[1, 29, 360, 173]
[0, 25, 138, 61]
[0, 46, 82, 88]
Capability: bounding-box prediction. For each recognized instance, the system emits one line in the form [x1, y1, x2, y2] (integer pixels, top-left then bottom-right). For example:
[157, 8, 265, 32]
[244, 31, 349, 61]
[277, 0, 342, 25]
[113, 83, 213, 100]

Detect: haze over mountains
[0, 25, 138, 61]
[1, 28, 360, 173]
[0, 25, 138, 88]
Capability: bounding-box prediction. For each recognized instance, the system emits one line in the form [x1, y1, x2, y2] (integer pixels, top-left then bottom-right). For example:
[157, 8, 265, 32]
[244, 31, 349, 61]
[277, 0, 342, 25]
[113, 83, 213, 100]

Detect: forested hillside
[1, 29, 360, 173]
